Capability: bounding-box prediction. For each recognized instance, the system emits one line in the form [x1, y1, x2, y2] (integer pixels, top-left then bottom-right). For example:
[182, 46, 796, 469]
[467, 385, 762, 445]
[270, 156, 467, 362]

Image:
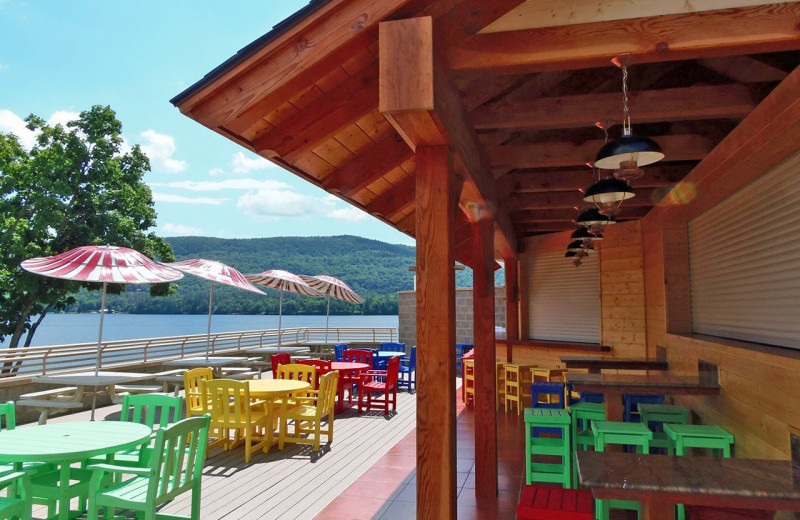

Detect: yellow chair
[463, 359, 475, 405]
[278, 370, 339, 452]
[183, 367, 213, 417]
[496, 362, 506, 410]
[277, 363, 316, 400]
[204, 379, 271, 463]
[504, 363, 536, 414]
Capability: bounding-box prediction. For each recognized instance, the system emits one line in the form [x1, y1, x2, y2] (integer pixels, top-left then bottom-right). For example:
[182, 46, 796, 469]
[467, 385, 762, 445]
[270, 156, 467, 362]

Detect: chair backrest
[334, 344, 347, 362]
[146, 414, 210, 508]
[121, 393, 184, 431]
[183, 367, 213, 416]
[297, 359, 331, 389]
[277, 363, 316, 387]
[271, 352, 291, 379]
[316, 371, 339, 417]
[407, 346, 417, 369]
[384, 355, 401, 388]
[379, 342, 406, 354]
[204, 379, 253, 429]
[343, 349, 373, 366]
[0, 401, 15, 431]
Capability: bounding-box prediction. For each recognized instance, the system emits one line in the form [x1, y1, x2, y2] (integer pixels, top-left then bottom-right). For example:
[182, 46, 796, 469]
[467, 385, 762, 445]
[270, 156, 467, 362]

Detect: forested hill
[71, 235, 417, 315]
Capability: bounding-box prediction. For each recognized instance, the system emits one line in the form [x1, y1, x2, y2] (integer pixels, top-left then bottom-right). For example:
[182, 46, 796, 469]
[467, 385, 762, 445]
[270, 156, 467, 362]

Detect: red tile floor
[314, 398, 526, 520]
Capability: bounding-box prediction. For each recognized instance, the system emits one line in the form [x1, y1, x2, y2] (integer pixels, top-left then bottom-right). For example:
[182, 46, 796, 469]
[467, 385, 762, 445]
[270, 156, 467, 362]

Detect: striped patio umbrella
[300, 275, 364, 343]
[20, 245, 184, 375]
[162, 259, 264, 360]
[246, 270, 323, 345]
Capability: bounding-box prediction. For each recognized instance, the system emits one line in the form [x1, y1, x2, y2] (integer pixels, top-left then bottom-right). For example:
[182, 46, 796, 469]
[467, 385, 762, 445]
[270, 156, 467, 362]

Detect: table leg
[605, 390, 624, 422]
[58, 463, 70, 520]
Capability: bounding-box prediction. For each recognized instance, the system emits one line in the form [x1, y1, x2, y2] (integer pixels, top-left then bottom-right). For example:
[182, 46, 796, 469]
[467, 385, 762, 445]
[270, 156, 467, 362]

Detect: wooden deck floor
[26, 383, 529, 519]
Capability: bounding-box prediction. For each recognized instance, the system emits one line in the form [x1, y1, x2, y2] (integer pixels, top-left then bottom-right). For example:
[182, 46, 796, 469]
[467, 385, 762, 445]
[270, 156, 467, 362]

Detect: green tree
[0, 105, 176, 355]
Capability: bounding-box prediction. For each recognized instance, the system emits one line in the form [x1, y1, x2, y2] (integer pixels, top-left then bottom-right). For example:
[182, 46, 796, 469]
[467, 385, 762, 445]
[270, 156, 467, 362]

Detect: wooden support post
[504, 255, 519, 362]
[415, 145, 457, 520]
[472, 214, 498, 500]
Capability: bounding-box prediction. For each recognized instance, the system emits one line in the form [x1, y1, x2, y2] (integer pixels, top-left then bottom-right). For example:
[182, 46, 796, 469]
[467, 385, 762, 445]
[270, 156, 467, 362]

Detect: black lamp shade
[594, 134, 664, 170]
[576, 208, 616, 227]
[583, 177, 635, 205]
[571, 228, 594, 241]
[567, 240, 594, 253]
[565, 251, 576, 258]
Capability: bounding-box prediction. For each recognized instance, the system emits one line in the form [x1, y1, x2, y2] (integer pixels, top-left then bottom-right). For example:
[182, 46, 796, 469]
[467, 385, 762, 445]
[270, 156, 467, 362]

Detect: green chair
[0, 471, 32, 520]
[592, 420, 653, 520]
[524, 408, 572, 488]
[638, 403, 689, 453]
[0, 401, 51, 482]
[665, 423, 734, 520]
[569, 401, 605, 488]
[87, 414, 211, 520]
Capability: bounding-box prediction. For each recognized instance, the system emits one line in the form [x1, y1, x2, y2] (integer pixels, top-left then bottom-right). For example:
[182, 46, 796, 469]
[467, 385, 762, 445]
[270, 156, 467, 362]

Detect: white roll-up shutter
[525, 250, 601, 343]
[689, 150, 800, 350]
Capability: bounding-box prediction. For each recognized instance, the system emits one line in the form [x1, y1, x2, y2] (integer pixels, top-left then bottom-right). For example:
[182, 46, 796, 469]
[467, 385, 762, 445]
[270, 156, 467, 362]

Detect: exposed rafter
[322, 134, 412, 195]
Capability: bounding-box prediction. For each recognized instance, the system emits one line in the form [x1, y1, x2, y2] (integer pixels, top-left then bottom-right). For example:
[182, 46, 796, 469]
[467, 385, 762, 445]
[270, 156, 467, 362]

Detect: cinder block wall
[398, 287, 506, 346]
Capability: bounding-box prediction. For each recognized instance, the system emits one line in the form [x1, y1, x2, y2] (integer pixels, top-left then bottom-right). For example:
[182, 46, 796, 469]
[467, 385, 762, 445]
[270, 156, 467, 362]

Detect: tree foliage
[0, 106, 176, 349]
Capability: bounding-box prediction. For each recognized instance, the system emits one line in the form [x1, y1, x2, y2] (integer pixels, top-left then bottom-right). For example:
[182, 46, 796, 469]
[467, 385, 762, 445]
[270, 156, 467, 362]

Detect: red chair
[297, 359, 332, 389]
[342, 349, 373, 404]
[358, 355, 400, 415]
[271, 352, 291, 379]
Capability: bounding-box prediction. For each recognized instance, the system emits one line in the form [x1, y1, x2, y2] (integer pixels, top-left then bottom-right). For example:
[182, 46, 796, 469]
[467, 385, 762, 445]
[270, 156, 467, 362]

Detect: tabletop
[560, 356, 669, 372]
[33, 371, 154, 386]
[578, 451, 800, 518]
[163, 356, 243, 368]
[331, 362, 370, 372]
[565, 372, 719, 394]
[374, 351, 405, 358]
[247, 379, 310, 397]
[0, 421, 152, 463]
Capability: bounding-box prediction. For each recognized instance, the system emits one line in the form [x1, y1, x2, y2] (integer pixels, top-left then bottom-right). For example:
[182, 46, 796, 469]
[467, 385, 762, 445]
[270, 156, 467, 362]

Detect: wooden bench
[18, 387, 84, 424]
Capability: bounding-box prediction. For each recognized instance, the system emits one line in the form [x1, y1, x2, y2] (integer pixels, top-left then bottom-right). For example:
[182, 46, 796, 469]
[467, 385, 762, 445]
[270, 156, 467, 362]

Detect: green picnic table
[0, 421, 152, 520]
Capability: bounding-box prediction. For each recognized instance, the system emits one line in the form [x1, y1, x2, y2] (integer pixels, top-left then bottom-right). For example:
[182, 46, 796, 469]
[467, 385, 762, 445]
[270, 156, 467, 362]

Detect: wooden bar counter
[560, 356, 668, 374]
[578, 451, 800, 520]
[565, 373, 720, 422]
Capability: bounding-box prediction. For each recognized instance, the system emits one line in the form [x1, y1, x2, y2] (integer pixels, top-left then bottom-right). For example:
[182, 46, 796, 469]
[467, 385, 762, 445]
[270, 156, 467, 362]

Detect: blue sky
[0, 1, 415, 246]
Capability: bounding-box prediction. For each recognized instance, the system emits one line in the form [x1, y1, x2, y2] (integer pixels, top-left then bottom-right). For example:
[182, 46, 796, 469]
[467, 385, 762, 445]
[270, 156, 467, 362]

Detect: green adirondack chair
[0, 401, 51, 481]
[0, 471, 32, 520]
[87, 414, 210, 520]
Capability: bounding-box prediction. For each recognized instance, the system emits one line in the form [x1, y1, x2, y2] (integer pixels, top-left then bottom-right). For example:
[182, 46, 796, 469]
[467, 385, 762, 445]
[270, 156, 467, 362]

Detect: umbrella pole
[91, 281, 108, 420]
[325, 294, 331, 344]
[206, 282, 214, 361]
[278, 290, 283, 347]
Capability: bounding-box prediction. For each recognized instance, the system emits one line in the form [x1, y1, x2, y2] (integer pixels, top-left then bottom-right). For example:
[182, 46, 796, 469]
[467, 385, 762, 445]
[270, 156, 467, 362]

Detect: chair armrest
[364, 370, 388, 377]
[87, 463, 152, 477]
[0, 470, 29, 487]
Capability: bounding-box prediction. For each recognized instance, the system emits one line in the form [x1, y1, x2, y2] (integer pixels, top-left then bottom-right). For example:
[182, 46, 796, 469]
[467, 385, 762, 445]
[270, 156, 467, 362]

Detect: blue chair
[530, 382, 566, 436]
[398, 346, 416, 392]
[455, 343, 473, 370]
[623, 393, 664, 422]
[376, 342, 405, 370]
[334, 343, 347, 362]
[579, 392, 605, 403]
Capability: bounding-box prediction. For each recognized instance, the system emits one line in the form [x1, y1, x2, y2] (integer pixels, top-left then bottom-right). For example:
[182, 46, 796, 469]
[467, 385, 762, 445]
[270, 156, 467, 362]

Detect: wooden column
[472, 214, 498, 499]
[416, 145, 457, 520]
[504, 255, 519, 361]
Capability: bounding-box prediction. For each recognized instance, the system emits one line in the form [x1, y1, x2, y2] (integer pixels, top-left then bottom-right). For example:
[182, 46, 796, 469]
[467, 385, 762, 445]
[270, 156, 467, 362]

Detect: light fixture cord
[622, 65, 631, 133]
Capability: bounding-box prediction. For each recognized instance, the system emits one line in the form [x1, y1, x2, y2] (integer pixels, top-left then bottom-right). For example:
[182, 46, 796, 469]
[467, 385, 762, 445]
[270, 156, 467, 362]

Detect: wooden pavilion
[171, 2, 800, 518]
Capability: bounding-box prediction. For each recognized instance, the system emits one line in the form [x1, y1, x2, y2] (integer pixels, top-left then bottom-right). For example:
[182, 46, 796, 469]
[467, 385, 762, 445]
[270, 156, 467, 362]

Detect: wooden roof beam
[448, 3, 800, 75]
[502, 164, 693, 193]
[366, 175, 416, 219]
[379, 16, 517, 258]
[322, 133, 412, 196]
[472, 84, 758, 131]
[251, 63, 380, 162]
[490, 134, 714, 172]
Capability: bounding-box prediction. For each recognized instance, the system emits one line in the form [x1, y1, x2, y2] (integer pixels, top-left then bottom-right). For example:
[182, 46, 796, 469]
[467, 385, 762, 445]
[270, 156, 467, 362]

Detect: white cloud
[140, 129, 187, 173]
[150, 178, 290, 192]
[231, 151, 271, 174]
[237, 188, 366, 222]
[208, 167, 224, 177]
[0, 109, 36, 149]
[47, 110, 80, 128]
[162, 223, 204, 236]
[152, 192, 226, 205]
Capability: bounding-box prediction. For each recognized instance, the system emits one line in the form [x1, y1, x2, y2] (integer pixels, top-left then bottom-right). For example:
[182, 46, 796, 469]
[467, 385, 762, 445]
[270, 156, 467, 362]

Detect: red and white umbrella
[300, 275, 364, 343]
[246, 270, 323, 344]
[20, 245, 184, 375]
[162, 259, 264, 359]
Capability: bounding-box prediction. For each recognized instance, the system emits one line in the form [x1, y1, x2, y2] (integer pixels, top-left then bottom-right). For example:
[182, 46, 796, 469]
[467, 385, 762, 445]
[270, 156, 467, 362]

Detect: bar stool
[462, 359, 475, 405]
[569, 401, 605, 488]
[504, 363, 536, 414]
[531, 368, 566, 404]
[524, 408, 572, 489]
[638, 403, 690, 453]
[623, 393, 664, 422]
[495, 361, 506, 410]
[592, 420, 653, 520]
[665, 423, 734, 520]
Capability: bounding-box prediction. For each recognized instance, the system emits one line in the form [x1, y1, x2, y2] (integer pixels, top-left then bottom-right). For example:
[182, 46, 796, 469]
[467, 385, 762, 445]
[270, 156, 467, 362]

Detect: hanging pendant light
[576, 208, 616, 235]
[567, 240, 594, 253]
[595, 54, 664, 173]
[571, 227, 603, 244]
[583, 176, 635, 216]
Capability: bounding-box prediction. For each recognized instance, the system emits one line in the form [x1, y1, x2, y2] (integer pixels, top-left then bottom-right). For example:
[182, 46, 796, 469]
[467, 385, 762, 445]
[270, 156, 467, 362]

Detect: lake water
[1, 314, 398, 348]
